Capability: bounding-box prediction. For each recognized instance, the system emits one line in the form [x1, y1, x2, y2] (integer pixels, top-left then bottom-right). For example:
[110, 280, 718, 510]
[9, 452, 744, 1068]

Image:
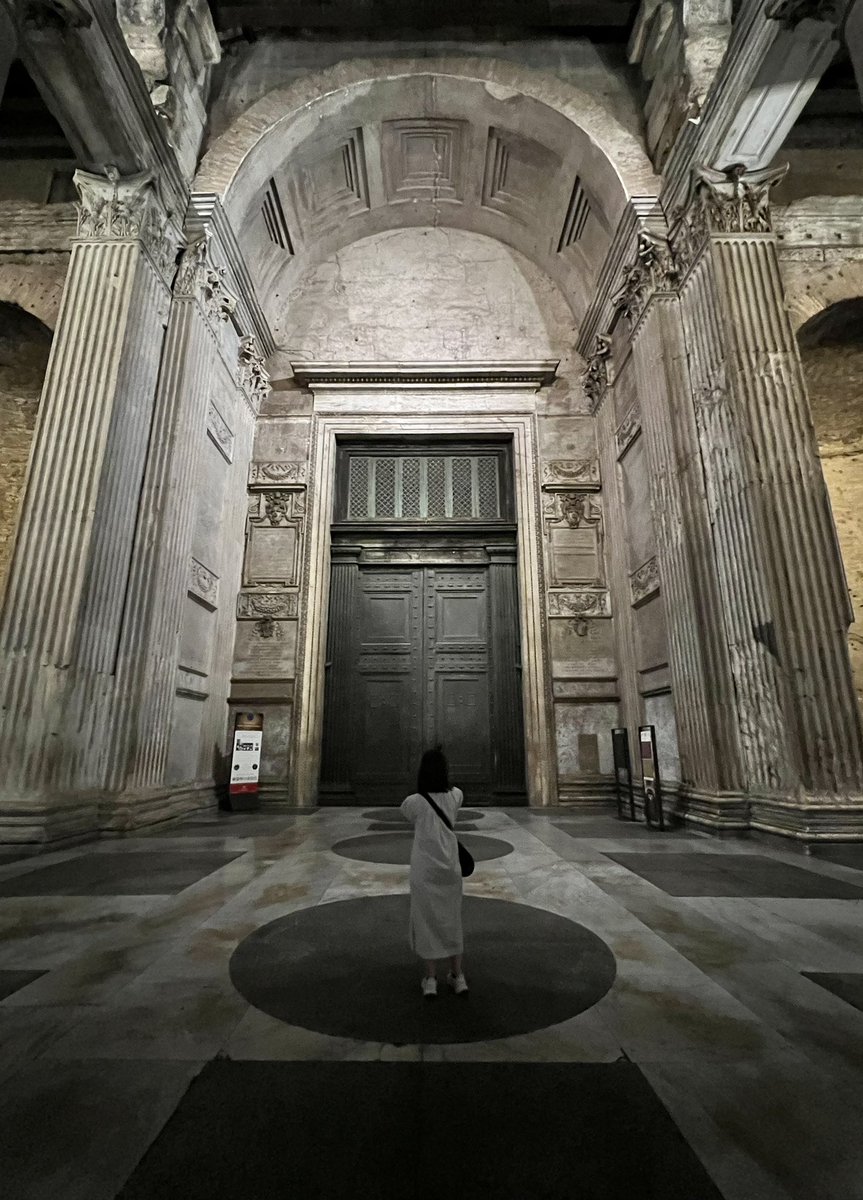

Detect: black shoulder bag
[420, 791, 475, 878]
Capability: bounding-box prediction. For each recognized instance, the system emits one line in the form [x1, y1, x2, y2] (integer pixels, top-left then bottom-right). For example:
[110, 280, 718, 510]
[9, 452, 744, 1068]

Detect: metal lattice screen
[346, 455, 501, 521]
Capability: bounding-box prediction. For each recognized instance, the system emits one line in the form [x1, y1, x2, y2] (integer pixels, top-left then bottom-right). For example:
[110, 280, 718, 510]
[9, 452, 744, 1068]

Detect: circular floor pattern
[331, 831, 512, 865]
[229, 895, 617, 1044]
[361, 809, 485, 823]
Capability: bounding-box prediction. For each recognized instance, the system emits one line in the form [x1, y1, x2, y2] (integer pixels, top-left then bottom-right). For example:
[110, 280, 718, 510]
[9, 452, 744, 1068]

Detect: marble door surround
[290, 364, 558, 809]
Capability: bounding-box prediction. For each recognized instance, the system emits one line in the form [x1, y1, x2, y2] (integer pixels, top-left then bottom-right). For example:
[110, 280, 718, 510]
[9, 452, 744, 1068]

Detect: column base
[675, 787, 863, 840]
[0, 790, 101, 846]
[748, 793, 863, 841]
[99, 782, 217, 835]
[674, 787, 750, 833]
[0, 781, 219, 845]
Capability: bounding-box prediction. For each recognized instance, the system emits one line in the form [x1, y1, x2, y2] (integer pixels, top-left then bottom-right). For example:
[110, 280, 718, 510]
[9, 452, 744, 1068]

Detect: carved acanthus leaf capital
[238, 335, 271, 407]
[672, 162, 789, 271]
[612, 231, 678, 329]
[175, 232, 238, 324]
[581, 333, 612, 413]
[74, 167, 179, 284]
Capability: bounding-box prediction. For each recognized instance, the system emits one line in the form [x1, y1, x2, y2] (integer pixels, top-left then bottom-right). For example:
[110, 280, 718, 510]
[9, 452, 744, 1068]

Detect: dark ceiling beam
[214, 1, 636, 31]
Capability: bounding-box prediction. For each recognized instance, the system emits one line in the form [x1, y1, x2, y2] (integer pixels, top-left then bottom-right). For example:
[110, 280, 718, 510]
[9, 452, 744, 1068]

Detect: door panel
[321, 558, 524, 803]
[436, 674, 491, 784]
[353, 570, 422, 786]
[426, 569, 491, 791]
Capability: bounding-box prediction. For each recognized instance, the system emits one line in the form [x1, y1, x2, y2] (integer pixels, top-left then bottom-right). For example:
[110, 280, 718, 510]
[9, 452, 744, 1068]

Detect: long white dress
[400, 787, 464, 960]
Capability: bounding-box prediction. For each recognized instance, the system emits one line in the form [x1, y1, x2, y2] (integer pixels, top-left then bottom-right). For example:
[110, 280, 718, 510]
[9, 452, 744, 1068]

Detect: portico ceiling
[196, 57, 660, 337]
[212, 1, 638, 37]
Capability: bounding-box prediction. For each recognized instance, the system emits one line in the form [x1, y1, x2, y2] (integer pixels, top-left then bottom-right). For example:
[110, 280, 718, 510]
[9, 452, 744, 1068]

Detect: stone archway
[0, 302, 52, 602]
[798, 298, 863, 715]
[200, 61, 657, 808]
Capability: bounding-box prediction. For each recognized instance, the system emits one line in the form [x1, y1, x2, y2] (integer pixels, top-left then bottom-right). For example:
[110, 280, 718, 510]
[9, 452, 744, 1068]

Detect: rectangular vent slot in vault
[262, 178, 294, 253]
[557, 177, 590, 251]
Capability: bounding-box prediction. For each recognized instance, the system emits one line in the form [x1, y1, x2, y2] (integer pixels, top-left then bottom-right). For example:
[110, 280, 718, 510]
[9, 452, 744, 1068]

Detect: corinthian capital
[74, 166, 179, 285]
[582, 334, 612, 414]
[672, 162, 789, 273]
[238, 335, 270, 408]
[612, 230, 678, 329]
[75, 167, 155, 240]
[175, 232, 238, 325]
[693, 162, 788, 236]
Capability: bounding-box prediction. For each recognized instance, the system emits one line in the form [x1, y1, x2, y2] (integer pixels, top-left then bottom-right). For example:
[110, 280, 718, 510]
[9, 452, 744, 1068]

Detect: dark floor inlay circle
[331, 832, 512, 865]
[229, 895, 616, 1044]
[361, 809, 485, 824]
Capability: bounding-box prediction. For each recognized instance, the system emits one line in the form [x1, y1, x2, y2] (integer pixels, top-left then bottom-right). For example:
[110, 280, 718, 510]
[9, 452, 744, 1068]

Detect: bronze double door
[320, 556, 525, 804]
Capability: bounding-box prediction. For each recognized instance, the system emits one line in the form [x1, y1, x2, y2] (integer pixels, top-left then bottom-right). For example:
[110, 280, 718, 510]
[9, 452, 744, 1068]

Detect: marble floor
[1, 806, 862, 1198]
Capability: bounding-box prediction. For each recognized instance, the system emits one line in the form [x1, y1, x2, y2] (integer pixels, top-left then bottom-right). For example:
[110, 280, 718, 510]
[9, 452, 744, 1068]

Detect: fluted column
[612, 232, 747, 824]
[670, 165, 863, 819]
[0, 169, 178, 837]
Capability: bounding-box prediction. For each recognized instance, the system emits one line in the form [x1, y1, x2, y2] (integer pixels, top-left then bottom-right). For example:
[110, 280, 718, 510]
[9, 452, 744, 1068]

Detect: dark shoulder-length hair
[417, 747, 449, 794]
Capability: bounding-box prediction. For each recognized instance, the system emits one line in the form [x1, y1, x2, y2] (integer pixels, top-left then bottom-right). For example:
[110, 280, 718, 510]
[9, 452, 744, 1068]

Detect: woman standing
[400, 747, 469, 999]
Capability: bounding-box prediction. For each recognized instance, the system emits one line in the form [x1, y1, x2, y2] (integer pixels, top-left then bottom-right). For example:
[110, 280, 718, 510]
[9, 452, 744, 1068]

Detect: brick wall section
[0, 304, 52, 603]
[801, 342, 863, 714]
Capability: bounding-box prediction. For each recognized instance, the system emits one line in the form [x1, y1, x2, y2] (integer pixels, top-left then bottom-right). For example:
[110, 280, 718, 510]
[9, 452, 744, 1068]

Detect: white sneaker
[422, 976, 437, 1000]
[447, 972, 469, 996]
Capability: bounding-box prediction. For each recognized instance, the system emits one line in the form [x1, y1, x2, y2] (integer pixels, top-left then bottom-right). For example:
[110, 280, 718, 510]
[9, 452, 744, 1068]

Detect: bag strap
[420, 790, 455, 833]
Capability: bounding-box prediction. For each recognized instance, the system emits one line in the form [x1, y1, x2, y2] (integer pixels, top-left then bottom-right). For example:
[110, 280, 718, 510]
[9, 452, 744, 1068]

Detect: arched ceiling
[196, 56, 660, 339]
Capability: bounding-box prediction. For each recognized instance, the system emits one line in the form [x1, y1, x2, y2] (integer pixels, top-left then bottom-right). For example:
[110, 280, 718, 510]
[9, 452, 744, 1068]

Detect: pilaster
[589, 346, 642, 781]
[0, 167, 180, 841]
[109, 230, 258, 814]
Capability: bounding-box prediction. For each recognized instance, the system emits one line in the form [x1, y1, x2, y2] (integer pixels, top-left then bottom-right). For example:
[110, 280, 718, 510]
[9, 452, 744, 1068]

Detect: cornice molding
[290, 361, 559, 390]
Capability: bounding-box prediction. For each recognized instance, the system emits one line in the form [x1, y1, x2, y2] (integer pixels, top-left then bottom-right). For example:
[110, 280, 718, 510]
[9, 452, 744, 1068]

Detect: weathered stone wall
[799, 303, 863, 714]
[0, 303, 52, 603]
[207, 36, 643, 143]
[279, 226, 578, 371]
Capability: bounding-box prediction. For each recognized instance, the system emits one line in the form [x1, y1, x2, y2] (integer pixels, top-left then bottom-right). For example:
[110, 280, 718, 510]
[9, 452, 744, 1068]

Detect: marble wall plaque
[549, 526, 599, 584]
[233, 619, 298, 678]
[245, 525, 299, 585]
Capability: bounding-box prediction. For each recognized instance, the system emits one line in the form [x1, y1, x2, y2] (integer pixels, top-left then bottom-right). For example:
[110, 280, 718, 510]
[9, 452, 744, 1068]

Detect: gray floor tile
[605, 852, 863, 898]
[0, 851, 244, 897]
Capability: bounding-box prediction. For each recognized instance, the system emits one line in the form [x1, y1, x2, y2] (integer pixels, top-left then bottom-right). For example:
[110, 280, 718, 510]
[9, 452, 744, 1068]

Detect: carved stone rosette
[582, 334, 612, 413]
[73, 167, 180, 287]
[671, 163, 789, 276]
